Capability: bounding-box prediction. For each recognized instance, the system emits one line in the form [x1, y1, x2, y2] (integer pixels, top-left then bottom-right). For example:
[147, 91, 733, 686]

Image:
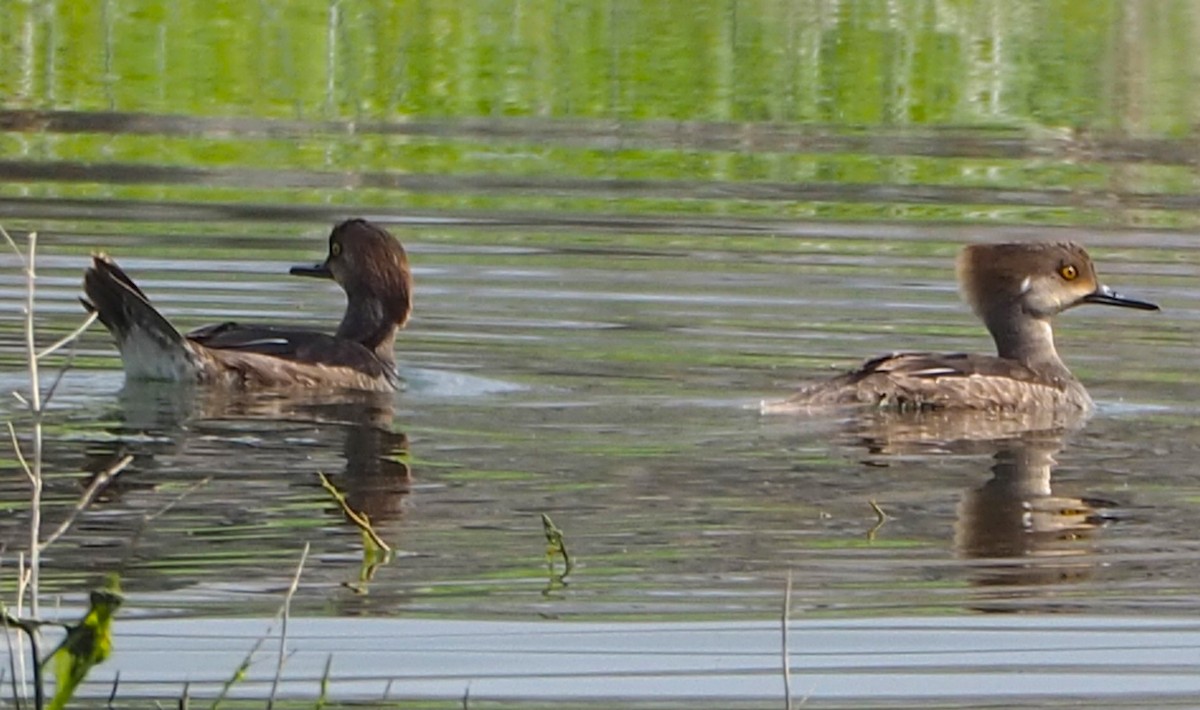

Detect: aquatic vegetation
[2, 226, 122, 709]
[541, 512, 574, 594]
[317, 471, 393, 593]
[45, 582, 123, 710]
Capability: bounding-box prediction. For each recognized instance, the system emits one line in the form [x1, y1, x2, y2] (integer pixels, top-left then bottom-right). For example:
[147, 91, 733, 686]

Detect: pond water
[3, 2, 1200, 707]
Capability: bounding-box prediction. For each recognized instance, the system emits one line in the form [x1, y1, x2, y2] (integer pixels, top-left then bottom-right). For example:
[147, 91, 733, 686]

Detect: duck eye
[331, 241, 342, 257]
[1059, 264, 1078, 281]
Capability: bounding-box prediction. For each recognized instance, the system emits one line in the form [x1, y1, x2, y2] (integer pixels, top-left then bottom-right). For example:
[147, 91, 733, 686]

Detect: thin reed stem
[39, 455, 132, 551]
[782, 571, 793, 710]
[267, 542, 309, 710]
[19, 232, 43, 618]
[37, 311, 97, 362]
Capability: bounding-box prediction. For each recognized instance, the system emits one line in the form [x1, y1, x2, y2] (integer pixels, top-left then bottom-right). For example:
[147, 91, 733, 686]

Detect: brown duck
[762, 242, 1158, 413]
[83, 219, 412, 392]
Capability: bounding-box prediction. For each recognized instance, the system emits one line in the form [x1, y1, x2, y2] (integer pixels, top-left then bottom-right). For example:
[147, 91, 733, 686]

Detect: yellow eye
[1059, 264, 1078, 281]
[331, 241, 342, 257]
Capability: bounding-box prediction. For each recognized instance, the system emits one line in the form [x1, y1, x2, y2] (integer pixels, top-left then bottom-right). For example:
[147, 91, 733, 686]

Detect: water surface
[2, 2, 1200, 706]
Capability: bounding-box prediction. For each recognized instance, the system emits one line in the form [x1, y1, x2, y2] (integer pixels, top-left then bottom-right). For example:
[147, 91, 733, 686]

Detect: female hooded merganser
[761, 242, 1158, 413]
[83, 219, 412, 392]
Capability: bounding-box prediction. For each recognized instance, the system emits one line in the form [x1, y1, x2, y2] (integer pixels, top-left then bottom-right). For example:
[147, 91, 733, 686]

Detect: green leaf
[45, 581, 123, 710]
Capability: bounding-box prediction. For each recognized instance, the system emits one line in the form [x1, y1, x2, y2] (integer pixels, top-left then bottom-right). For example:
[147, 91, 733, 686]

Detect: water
[3, 2, 1200, 706]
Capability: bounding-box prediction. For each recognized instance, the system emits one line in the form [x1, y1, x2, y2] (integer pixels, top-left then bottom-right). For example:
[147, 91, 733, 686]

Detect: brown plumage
[762, 241, 1158, 414]
[82, 219, 412, 392]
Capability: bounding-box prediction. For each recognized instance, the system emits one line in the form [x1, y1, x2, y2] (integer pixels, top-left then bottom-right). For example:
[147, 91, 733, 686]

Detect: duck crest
[763, 241, 1158, 414]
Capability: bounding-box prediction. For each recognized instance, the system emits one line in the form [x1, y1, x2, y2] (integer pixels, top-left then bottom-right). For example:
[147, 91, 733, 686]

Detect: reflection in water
[29, 380, 416, 610]
[955, 433, 1112, 595]
[852, 406, 1087, 456]
[89, 383, 411, 524]
[846, 408, 1114, 603]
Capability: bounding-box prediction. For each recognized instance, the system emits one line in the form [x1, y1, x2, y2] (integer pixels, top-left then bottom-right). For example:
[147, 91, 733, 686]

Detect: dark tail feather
[83, 254, 196, 380]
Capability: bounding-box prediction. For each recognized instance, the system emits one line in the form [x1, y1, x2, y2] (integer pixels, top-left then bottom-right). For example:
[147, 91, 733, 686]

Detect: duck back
[761, 352, 1089, 413]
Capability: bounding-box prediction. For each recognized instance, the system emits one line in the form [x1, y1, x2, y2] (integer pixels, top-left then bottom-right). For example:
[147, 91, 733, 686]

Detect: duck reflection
[851, 406, 1086, 456]
[850, 409, 1114, 594]
[954, 433, 1113, 588]
[83, 382, 411, 524]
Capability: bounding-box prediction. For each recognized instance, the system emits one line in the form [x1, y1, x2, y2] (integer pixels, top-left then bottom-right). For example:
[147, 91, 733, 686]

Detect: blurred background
[3, 1, 1200, 226]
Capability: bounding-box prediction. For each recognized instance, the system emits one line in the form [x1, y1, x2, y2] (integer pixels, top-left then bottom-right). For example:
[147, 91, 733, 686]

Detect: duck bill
[289, 262, 333, 279]
[1082, 284, 1159, 311]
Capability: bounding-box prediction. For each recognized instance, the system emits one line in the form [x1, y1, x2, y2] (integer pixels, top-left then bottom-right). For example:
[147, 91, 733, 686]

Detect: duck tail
[82, 254, 198, 381]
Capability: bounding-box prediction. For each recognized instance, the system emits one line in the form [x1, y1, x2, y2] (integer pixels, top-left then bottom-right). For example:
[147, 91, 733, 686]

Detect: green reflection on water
[2, 0, 1197, 231]
[3, 1, 1182, 128]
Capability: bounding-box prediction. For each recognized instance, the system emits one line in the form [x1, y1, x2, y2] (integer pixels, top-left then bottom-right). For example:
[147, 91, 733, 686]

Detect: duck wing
[186, 323, 394, 380]
[854, 352, 1043, 382]
[763, 352, 1073, 413]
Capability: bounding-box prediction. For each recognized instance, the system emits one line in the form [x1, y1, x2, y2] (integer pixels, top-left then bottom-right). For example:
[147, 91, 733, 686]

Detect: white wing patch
[907, 367, 958, 377]
[229, 338, 291, 348]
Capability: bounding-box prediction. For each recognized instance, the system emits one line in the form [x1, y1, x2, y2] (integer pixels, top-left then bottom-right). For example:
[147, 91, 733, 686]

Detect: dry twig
[782, 572, 793, 710]
[39, 455, 132, 551]
[267, 542, 309, 709]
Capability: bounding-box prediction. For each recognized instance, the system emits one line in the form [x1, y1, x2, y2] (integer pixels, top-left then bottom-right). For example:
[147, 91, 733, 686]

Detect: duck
[761, 241, 1158, 413]
[82, 219, 412, 392]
